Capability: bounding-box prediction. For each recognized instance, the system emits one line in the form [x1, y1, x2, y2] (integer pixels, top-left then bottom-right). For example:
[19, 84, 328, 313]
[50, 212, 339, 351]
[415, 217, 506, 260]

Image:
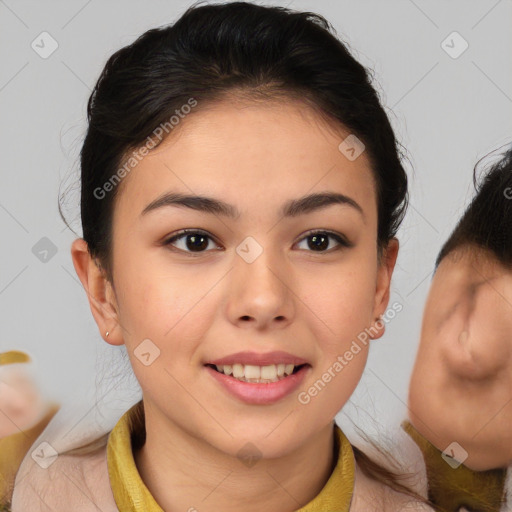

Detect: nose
[226, 242, 295, 330]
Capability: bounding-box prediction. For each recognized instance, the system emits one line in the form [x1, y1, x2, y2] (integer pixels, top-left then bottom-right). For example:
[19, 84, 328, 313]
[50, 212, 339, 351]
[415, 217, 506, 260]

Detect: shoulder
[11, 443, 117, 512]
[0, 402, 60, 507]
[350, 460, 435, 512]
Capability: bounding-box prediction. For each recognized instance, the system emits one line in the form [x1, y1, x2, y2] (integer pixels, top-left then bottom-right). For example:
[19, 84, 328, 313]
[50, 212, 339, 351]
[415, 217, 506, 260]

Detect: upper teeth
[215, 363, 297, 380]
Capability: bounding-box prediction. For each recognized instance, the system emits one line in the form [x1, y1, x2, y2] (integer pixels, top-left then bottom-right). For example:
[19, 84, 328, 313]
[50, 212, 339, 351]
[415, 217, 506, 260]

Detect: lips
[205, 362, 308, 381]
[205, 350, 310, 367]
[205, 363, 311, 404]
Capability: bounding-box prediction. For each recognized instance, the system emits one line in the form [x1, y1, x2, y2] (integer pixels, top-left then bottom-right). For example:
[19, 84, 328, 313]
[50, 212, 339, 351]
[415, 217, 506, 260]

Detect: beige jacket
[10, 417, 435, 512]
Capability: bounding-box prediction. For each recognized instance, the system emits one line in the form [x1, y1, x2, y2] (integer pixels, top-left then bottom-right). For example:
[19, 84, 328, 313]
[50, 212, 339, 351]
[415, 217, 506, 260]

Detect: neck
[133, 404, 338, 512]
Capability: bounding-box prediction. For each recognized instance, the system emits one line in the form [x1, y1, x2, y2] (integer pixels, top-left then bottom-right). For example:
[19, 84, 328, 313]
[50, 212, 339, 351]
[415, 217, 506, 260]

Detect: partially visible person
[0, 351, 60, 510]
[405, 146, 512, 512]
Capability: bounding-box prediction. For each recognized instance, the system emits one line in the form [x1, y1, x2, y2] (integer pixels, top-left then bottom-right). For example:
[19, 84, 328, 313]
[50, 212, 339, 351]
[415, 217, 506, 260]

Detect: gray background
[1, 0, 511, 447]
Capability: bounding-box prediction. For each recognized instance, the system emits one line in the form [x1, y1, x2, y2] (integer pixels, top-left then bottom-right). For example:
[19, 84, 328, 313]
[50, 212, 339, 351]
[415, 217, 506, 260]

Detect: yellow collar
[402, 420, 507, 511]
[0, 350, 30, 366]
[107, 402, 355, 511]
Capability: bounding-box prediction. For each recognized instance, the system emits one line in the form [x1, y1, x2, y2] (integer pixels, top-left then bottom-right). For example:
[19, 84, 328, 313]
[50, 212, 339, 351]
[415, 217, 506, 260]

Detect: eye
[162, 229, 352, 256]
[295, 230, 352, 253]
[163, 229, 220, 255]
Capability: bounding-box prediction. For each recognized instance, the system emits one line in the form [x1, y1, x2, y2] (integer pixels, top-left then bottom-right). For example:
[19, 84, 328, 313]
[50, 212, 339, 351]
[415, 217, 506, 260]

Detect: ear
[70, 238, 123, 346]
[370, 238, 399, 340]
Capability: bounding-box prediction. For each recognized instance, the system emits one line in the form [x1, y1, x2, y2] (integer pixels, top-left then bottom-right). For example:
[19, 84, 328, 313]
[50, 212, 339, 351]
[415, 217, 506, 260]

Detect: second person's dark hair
[436, 145, 512, 268]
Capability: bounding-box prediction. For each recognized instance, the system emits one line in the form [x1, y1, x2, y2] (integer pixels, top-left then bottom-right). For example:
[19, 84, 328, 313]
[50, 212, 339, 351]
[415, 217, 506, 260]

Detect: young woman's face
[409, 247, 512, 469]
[93, 99, 395, 457]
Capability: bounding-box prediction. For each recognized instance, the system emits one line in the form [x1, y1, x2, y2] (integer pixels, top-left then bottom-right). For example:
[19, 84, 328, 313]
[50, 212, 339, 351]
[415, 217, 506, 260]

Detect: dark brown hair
[60, 0, 409, 281]
[436, 145, 512, 268]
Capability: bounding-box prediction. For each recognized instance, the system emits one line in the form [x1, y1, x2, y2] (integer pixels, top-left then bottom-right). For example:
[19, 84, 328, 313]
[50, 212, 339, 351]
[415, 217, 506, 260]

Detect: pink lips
[205, 350, 309, 367]
[205, 363, 311, 405]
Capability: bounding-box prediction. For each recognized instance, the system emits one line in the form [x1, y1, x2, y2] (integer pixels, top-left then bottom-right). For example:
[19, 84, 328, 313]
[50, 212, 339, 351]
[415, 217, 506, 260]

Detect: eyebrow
[140, 191, 364, 220]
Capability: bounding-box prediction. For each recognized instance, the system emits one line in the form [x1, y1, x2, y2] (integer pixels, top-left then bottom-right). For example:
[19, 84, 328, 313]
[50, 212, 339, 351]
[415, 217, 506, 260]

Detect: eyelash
[162, 228, 352, 256]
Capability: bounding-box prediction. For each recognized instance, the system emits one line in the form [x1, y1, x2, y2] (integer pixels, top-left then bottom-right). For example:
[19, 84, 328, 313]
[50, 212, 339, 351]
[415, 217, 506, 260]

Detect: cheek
[306, 259, 377, 340]
[114, 245, 189, 329]
[299, 265, 376, 410]
[114, 256, 217, 369]
[119, 277, 207, 343]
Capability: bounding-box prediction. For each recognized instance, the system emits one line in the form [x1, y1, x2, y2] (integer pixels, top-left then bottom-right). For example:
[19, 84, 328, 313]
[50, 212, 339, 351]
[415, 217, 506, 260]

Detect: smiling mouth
[205, 363, 309, 383]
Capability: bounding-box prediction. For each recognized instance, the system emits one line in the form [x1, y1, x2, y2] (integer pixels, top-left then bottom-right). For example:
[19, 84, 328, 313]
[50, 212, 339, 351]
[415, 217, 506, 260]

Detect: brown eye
[163, 228, 352, 257]
[163, 229, 218, 254]
[296, 230, 352, 253]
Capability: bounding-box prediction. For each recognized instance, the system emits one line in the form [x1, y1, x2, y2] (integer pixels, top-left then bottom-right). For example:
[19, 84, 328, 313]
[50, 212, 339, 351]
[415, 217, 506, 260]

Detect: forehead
[114, 99, 377, 222]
